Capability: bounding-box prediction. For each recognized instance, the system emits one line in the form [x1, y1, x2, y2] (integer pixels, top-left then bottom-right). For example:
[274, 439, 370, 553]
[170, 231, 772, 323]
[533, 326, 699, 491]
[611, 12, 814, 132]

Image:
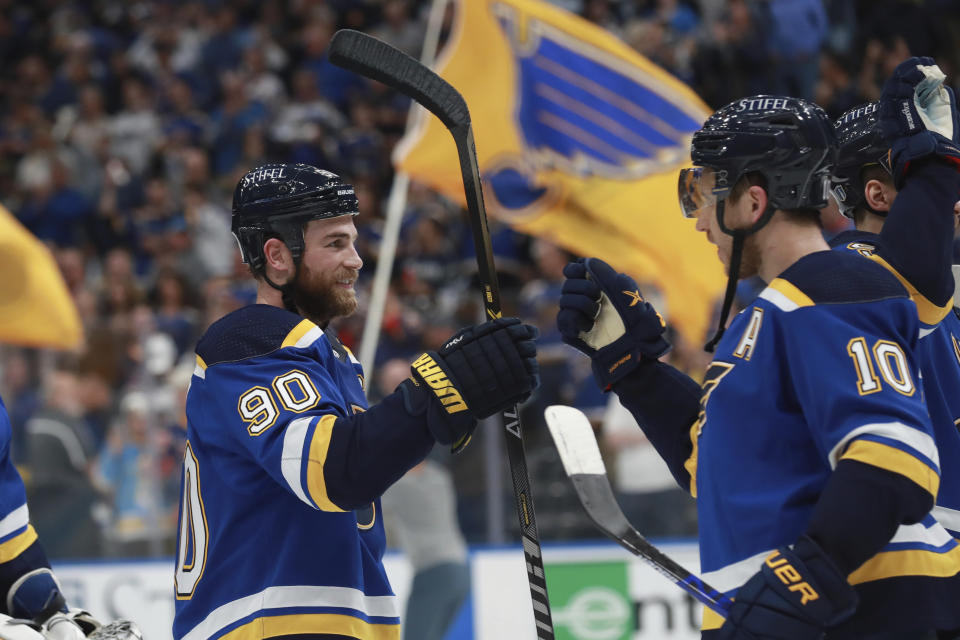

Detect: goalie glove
[557, 258, 670, 389]
[879, 56, 960, 188]
[399, 317, 539, 453]
[0, 616, 43, 640]
[6, 570, 66, 625]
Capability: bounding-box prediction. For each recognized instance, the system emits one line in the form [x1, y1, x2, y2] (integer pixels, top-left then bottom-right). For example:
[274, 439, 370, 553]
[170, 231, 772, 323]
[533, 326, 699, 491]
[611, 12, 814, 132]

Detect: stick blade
[545, 405, 607, 477]
[328, 29, 469, 130]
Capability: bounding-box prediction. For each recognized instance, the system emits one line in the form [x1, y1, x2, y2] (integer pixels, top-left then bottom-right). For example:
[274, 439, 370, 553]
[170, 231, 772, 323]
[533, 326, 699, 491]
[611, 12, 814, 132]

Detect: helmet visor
[678, 167, 722, 219]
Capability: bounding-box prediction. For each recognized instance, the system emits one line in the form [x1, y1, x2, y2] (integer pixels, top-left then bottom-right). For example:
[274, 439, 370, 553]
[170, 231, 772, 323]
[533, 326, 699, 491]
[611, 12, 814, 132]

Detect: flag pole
[358, 0, 451, 380]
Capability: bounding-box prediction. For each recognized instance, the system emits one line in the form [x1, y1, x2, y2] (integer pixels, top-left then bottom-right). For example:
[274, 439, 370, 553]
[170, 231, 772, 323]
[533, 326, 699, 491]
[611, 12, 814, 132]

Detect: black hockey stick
[544, 405, 733, 616]
[328, 29, 556, 639]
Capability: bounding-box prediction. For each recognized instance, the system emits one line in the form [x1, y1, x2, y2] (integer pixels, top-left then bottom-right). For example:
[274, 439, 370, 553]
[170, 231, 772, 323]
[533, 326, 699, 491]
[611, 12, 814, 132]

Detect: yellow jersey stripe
[306, 415, 345, 512]
[849, 544, 960, 584]
[282, 319, 317, 349]
[701, 606, 725, 630]
[866, 254, 952, 326]
[842, 439, 939, 497]
[0, 525, 37, 563]
[219, 613, 400, 640]
[766, 278, 815, 309]
[195, 355, 207, 371]
[684, 418, 699, 498]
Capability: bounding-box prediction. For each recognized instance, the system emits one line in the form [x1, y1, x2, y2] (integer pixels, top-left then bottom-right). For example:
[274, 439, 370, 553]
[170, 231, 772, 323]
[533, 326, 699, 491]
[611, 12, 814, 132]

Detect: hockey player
[172, 163, 539, 640]
[0, 396, 100, 639]
[829, 62, 960, 545]
[557, 96, 960, 638]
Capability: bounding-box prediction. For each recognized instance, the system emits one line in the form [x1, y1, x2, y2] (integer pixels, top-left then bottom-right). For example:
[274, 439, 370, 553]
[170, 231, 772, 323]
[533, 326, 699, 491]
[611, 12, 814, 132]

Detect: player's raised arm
[876, 57, 960, 320]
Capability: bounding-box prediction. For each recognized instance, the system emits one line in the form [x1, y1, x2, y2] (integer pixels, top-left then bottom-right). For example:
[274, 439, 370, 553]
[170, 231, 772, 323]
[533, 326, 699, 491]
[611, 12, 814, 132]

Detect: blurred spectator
[270, 67, 345, 166]
[380, 359, 471, 640]
[24, 365, 103, 558]
[109, 77, 161, 176]
[95, 390, 165, 557]
[371, 0, 426, 58]
[765, 0, 828, 101]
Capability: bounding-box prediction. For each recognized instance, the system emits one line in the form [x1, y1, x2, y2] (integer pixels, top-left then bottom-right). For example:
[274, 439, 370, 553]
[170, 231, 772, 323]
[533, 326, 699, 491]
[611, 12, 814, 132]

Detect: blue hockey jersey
[0, 397, 40, 568]
[174, 305, 433, 640]
[683, 252, 960, 633]
[831, 230, 960, 542]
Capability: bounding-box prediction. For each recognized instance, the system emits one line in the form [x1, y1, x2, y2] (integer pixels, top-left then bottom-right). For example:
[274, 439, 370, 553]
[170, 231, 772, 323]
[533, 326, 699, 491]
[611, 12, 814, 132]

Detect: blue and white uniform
[616, 251, 960, 636]
[174, 304, 434, 640]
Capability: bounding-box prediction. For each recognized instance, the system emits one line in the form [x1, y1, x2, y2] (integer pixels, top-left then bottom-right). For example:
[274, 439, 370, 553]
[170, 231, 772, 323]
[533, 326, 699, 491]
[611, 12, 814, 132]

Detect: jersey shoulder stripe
[196, 305, 321, 367]
[865, 253, 953, 328]
[775, 251, 908, 306]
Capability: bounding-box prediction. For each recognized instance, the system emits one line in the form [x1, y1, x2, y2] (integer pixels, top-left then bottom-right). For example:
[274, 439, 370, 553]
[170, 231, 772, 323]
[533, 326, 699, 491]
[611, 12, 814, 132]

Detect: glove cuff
[591, 335, 671, 389]
[890, 132, 960, 189]
[398, 376, 477, 450]
[7, 569, 67, 624]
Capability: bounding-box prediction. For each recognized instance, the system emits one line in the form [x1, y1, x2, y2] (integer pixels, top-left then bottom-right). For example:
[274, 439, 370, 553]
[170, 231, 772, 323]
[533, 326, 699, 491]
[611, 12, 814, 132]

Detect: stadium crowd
[1, 0, 959, 558]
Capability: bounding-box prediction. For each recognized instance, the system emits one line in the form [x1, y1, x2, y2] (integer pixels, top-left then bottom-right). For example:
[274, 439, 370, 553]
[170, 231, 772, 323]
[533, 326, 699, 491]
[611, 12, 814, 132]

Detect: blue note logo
[484, 4, 703, 221]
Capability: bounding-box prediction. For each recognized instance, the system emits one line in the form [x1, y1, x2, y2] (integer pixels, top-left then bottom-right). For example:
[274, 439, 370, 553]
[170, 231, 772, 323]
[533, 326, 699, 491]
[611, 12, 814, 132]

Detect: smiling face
[289, 216, 363, 326]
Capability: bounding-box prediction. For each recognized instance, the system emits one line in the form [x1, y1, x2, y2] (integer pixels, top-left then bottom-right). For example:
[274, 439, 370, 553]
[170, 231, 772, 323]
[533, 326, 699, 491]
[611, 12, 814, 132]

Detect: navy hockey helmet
[831, 102, 892, 219]
[231, 163, 359, 274]
[679, 95, 838, 225]
[678, 96, 837, 354]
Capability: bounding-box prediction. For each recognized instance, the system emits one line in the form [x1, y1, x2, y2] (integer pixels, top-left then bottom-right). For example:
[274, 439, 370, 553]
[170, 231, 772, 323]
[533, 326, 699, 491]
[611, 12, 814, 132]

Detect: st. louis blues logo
[483, 4, 704, 221]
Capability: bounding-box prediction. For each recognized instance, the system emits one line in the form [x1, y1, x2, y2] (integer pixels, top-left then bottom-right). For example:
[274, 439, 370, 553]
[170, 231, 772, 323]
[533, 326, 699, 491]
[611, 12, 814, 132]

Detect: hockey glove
[718, 536, 858, 640]
[879, 56, 960, 189]
[6, 569, 66, 625]
[44, 609, 102, 640]
[557, 258, 670, 389]
[400, 317, 539, 453]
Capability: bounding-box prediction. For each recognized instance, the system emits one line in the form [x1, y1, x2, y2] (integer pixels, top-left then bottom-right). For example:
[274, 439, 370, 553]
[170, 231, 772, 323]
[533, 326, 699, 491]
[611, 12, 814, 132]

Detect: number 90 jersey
[174, 304, 401, 640]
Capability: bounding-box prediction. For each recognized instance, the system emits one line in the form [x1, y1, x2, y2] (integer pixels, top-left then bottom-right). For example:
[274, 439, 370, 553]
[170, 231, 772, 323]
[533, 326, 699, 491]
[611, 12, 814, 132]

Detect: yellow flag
[396, 0, 725, 343]
[0, 205, 81, 349]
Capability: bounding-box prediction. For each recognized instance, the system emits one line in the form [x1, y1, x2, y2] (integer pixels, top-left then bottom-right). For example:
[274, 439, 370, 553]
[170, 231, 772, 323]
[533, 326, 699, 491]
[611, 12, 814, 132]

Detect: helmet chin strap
[704, 198, 777, 353]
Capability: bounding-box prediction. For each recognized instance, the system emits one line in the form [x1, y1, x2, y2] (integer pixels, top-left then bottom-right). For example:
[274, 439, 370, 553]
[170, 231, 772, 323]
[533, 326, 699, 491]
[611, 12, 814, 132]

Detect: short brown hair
[728, 172, 821, 227]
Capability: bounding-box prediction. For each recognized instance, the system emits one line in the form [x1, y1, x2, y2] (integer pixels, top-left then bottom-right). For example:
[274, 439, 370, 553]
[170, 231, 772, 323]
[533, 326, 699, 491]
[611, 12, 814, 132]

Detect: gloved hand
[718, 536, 858, 640]
[6, 569, 66, 625]
[0, 615, 44, 640]
[400, 317, 539, 452]
[42, 611, 93, 640]
[557, 258, 669, 389]
[879, 56, 960, 188]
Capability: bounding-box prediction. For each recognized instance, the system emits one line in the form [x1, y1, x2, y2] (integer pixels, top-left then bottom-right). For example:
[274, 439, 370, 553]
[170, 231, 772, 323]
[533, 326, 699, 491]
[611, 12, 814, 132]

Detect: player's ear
[863, 178, 894, 213]
[263, 238, 294, 284]
[747, 184, 768, 223]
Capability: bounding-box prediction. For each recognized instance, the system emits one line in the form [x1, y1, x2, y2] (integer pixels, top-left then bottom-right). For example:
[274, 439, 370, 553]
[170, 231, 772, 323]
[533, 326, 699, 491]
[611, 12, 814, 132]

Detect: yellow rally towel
[0, 205, 81, 349]
[395, 0, 725, 344]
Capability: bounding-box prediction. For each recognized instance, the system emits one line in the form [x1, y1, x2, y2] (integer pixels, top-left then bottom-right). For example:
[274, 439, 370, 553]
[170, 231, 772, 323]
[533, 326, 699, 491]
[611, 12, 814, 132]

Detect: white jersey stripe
[758, 288, 799, 312]
[0, 504, 29, 540]
[934, 506, 960, 534]
[294, 326, 324, 349]
[280, 417, 316, 509]
[702, 549, 771, 592]
[827, 421, 939, 470]
[182, 584, 399, 640]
